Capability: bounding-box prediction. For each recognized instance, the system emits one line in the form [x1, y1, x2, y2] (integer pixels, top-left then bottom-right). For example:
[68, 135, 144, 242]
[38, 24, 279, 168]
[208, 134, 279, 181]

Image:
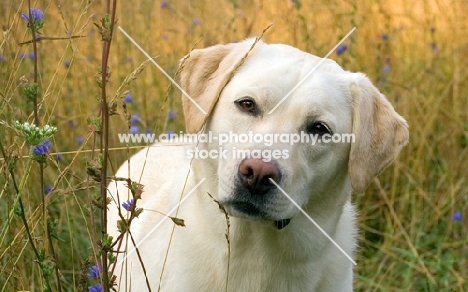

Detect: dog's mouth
[229, 201, 262, 217]
[273, 219, 291, 230]
[222, 201, 292, 230]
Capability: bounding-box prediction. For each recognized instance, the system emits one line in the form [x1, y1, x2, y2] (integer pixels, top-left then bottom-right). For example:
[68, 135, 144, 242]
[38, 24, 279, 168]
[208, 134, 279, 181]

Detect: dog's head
[179, 39, 408, 229]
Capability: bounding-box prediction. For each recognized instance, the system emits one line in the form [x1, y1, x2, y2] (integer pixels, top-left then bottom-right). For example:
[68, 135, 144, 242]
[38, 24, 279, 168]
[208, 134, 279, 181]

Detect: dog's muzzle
[224, 158, 292, 230]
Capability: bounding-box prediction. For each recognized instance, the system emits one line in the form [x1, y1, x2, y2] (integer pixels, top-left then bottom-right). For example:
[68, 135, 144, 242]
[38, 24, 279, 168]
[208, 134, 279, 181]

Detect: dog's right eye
[307, 122, 332, 136]
[235, 98, 258, 115]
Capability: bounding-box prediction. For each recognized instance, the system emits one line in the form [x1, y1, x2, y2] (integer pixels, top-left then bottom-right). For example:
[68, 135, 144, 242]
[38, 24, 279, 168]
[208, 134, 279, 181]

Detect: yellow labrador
[107, 39, 408, 291]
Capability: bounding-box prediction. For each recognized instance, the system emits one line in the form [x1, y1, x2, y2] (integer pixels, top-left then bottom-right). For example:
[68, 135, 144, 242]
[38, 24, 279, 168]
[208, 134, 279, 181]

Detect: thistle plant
[2, 6, 64, 291]
[8, 121, 59, 291]
[15, 121, 57, 146]
[21, 8, 44, 34]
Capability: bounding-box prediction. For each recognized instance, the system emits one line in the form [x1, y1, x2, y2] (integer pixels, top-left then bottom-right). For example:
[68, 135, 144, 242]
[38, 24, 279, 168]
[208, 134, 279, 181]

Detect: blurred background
[0, 0, 467, 291]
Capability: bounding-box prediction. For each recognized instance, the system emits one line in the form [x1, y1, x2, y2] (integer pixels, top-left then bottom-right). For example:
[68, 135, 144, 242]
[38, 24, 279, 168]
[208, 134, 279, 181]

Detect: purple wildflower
[192, 18, 201, 26]
[88, 284, 103, 292]
[64, 60, 70, 68]
[336, 44, 348, 55]
[44, 186, 52, 194]
[383, 64, 390, 73]
[21, 8, 44, 23]
[453, 212, 462, 221]
[161, 1, 168, 9]
[167, 130, 174, 136]
[168, 110, 176, 119]
[129, 126, 139, 134]
[87, 265, 102, 278]
[122, 199, 135, 211]
[32, 140, 52, 155]
[19, 53, 26, 59]
[28, 52, 35, 60]
[130, 114, 140, 124]
[55, 154, 62, 161]
[124, 94, 133, 103]
[76, 136, 84, 145]
[381, 33, 388, 40]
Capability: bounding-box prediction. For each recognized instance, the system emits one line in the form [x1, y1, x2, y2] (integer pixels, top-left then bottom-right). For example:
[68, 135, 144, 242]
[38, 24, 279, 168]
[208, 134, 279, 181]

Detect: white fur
[107, 39, 408, 291]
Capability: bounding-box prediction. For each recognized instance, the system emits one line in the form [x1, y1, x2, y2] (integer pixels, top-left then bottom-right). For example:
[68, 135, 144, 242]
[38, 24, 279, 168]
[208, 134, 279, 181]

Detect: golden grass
[0, 0, 467, 291]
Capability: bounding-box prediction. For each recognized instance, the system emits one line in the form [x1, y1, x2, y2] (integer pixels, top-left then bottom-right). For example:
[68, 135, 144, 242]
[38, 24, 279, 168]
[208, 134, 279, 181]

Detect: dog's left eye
[307, 122, 332, 136]
[235, 98, 258, 115]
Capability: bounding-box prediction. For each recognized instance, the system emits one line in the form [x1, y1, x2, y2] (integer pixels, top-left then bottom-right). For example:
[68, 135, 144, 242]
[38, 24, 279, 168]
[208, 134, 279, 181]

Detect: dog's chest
[166, 222, 325, 291]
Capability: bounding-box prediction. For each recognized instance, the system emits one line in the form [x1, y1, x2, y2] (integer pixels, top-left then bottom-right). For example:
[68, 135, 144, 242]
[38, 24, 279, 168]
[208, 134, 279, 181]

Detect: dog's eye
[307, 122, 331, 136]
[235, 98, 258, 115]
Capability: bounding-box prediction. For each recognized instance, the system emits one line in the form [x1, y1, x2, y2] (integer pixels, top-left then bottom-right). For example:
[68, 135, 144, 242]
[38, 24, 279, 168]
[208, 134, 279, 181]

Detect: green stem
[0, 152, 52, 290]
[0, 155, 33, 241]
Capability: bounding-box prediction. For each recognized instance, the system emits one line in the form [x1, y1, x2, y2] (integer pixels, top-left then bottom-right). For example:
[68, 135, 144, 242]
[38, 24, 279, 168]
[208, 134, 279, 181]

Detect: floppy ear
[179, 40, 256, 133]
[349, 73, 409, 194]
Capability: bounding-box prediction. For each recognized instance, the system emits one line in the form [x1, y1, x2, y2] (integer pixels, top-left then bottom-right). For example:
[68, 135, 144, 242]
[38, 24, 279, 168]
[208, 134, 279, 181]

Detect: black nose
[238, 158, 281, 195]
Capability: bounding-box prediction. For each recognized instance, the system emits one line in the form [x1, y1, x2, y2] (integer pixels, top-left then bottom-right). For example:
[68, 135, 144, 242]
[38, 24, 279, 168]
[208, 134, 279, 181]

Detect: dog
[107, 38, 409, 291]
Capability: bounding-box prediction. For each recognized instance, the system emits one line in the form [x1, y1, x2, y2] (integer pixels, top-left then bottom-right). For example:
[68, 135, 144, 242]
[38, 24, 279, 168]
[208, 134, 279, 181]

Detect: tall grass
[0, 0, 467, 291]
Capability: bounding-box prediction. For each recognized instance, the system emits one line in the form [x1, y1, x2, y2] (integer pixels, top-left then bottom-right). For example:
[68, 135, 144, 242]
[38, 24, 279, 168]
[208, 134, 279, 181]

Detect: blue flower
[28, 52, 35, 60]
[161, 1, 168, 9]
[125, 57, 132, 64]
[64, 60, 70, 68]
[18, 52, 26, 59]
[383, 64, 390, 73]
[88, 284, 103, 292]
[124, 94, 133, 103]
[381, 33, 388, 40]
[336, 44, 348, 55]
[167, 130, 174, 136]
[129, 126, 139, 134]
[0, 56, 5, 62]
[77, 137, 84, 145]
[87, 265, 102, 278]
[21, 8, 44, 23]
[122, 199, 135, 211]
[32, 140, 52, 155]
[453, 212, 462, 221]
[192, 18, 201, 26]
[68, 120, 75, 128]
[168, 110, 176, 119]
[55, 154, 62, 161]
[130, 114, 140, 124]
[44, 186, 52, 194]
[146, 128, 153, 135]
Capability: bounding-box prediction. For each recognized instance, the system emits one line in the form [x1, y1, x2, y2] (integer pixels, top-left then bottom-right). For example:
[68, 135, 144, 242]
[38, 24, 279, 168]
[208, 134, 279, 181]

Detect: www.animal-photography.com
[0, 1, 466, 291]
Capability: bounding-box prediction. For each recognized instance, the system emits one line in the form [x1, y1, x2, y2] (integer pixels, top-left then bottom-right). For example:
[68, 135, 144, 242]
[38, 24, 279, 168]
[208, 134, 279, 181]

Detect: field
[1, 0, 467, 291]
